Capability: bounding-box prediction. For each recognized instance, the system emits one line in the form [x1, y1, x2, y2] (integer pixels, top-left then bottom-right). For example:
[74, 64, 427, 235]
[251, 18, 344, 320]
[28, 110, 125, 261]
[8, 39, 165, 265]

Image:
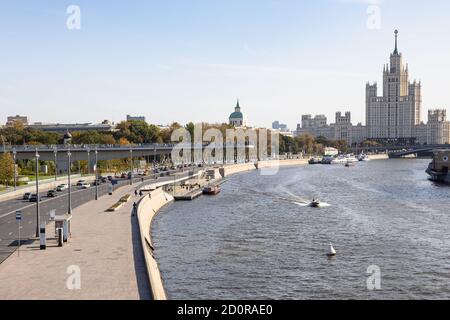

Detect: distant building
[272, 121, 288, 132]
[229, 100, 244, 127]
[334, 112, 352, 144]
[415, 122, 428, 145]
[366, 30, 421, 143]
[426, 109, 450, 144]
[6, 115, 29, 127]
[301, 114, 327, 129]
[351, 123, 368, 145]
[126, 115, 146, 122]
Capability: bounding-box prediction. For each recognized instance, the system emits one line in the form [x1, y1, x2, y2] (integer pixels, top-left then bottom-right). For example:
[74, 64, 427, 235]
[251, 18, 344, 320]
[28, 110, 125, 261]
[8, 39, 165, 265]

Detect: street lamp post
[95, 148, 99, 201]
[67, 149, 72, 214]
[87, 148, 91, 176]
[13, 148, 17, 191]
[54, 148, 58, 182]
[35, 149, 40, 238]
[129, 149, 133, 186]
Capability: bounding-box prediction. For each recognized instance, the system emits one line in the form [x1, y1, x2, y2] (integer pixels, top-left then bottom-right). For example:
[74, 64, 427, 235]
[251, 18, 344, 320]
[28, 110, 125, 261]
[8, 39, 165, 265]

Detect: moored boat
[426, 150, 450, 184]
[203, 185, 221, 195]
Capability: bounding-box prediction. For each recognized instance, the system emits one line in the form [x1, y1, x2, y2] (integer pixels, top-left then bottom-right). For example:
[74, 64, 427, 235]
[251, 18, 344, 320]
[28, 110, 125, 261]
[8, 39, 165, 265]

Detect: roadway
[0, 169, 194, 264]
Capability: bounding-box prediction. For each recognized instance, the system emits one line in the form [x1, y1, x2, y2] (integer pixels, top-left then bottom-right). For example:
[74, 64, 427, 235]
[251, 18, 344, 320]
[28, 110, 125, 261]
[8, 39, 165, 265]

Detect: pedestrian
[132, 202, 137, 216]
[139, 190, 143, 196]
[134, 189, 138, 196]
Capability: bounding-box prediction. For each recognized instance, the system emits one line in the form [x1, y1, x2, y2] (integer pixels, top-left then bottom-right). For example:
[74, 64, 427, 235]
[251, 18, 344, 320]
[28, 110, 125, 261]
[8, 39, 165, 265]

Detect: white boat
[331, 156, 347, 164]
[358, 154, 370, 161]
[345, 156, 359, 163]
[327, 244, 337, 257]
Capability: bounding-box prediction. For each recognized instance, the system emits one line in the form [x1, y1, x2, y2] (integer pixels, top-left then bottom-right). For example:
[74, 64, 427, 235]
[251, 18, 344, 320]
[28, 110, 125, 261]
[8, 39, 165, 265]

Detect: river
[152, 159, 450, 299]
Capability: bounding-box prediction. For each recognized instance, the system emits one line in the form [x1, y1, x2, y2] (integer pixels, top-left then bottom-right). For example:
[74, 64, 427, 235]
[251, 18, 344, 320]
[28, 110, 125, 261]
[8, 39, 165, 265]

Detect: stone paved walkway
[0, 183, 150, 300]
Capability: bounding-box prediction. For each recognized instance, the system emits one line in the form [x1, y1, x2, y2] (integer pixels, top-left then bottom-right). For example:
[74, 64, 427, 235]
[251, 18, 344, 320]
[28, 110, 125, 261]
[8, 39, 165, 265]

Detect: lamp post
[67, 149, 72, 214]
[95, 148, 99, 201]
[129, 149, 133, 186]
[87, 148, 91, 176]
[12, 148, 17, 191]
[35, 149, 40, 238]
[54, 147, 58, 181]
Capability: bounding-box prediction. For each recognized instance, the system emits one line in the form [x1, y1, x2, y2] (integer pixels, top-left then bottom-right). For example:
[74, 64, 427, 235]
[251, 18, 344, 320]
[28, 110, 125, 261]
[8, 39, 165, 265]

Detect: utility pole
[13, 148, 17, 191]
[87, 148, 91, 176]
[129, 149, 133, 186]
[68, 149, 72, 214]
[35, 149, 40, 238]
[95, 148, 99, 201]
[54, 147, 58, 181]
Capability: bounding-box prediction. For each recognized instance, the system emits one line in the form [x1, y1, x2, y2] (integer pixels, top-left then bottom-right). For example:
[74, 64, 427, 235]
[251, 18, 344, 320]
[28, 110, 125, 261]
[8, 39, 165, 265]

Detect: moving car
[80, 183, 91, 189]
[56, 184, 68, 191]
[76, 180, 86, 187]
[47, 189, 57, 197]
[23, 192, 32, 200]
[29, 194, 42, 202]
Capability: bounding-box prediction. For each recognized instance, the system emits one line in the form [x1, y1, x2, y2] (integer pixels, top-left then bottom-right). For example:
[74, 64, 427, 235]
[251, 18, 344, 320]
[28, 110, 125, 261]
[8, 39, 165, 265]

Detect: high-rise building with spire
[366, 30, 422, 143]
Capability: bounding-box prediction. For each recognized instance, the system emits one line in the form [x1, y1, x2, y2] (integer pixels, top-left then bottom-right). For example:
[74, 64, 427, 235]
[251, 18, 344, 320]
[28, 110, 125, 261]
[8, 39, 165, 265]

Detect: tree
[0, 152, 15, 186]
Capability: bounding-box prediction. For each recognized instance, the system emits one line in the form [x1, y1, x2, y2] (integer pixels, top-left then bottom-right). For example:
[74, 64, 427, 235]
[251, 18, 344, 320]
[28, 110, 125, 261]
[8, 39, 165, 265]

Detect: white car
[80, 183, 91, 189]
[56, 184, 68, 191]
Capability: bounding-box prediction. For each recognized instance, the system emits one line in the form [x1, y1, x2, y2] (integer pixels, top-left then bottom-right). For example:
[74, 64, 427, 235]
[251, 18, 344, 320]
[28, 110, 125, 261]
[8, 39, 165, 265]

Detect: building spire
[394, 29, 399, 54]
[236, 99, 240, 111]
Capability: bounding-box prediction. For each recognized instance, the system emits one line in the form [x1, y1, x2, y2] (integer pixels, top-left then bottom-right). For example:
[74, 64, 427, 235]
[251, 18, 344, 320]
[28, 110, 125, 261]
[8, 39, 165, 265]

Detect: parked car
[101, 177, 108, 183]
[107, 176, 113, 181]
[80, 183, 91, 189]
[56, 184, 68, 191]
[23, 192, 32, 200]
[47, 189, 57, 197]
[29, 194, 42, 202]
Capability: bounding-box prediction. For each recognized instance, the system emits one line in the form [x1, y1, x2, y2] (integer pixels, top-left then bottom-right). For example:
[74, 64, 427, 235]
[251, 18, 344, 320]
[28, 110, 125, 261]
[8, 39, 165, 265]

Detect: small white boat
[327, 244, 337, 257]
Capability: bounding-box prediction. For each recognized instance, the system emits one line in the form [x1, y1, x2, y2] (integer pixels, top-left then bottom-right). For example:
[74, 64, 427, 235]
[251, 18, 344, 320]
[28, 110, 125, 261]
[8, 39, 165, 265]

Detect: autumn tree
[0, 152, 16, 186]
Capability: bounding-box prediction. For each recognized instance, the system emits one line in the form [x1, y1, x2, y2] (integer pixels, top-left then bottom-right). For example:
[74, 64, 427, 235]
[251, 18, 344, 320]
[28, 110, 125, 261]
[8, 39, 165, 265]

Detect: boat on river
[426, 150, 450, 184]
[203, 185, 221, 195]
[310, 199, 321, 208]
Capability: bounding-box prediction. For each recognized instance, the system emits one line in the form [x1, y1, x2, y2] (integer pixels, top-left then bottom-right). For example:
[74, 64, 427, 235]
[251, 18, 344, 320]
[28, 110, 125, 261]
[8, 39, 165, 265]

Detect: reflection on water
[153, 159, 450, 299]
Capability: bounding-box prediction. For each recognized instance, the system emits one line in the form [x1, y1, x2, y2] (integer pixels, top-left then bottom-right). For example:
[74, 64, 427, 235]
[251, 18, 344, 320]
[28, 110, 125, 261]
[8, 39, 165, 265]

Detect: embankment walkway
[0, 183, 150, 300]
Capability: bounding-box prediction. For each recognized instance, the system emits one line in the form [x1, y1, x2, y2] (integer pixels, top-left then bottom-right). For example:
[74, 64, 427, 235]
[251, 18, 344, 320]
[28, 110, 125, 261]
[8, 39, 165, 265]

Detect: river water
[153, 159, 450, 299]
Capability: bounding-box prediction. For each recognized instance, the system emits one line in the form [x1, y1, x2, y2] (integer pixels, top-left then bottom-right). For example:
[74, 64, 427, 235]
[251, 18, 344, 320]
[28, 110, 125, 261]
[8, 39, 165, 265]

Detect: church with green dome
[229, 99, 244, 127]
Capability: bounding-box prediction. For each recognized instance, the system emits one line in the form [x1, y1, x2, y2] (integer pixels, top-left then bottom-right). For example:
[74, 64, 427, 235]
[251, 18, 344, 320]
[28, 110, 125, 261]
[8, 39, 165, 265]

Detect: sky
[1, 0, 450, 129]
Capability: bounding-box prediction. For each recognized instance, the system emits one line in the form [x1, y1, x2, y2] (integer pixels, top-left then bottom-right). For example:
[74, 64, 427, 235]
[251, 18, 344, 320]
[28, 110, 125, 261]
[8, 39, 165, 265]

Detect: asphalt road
[0, 169, 193, 264]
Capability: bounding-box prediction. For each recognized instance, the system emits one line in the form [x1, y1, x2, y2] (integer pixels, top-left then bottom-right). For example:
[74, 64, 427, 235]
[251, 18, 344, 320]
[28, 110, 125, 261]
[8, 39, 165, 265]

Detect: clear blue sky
[1, 0, 449, 129]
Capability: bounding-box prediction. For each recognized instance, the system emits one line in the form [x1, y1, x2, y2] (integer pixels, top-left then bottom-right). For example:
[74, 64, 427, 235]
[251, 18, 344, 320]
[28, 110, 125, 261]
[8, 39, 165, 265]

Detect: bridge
[2, 143, 258, 173]
[387, 145, 450, 158]
[350, 144, 450, 158]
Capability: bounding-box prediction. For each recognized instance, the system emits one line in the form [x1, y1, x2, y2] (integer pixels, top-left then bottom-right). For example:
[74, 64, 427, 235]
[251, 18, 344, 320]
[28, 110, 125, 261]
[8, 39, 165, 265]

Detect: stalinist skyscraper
[366, 30, 422, 144]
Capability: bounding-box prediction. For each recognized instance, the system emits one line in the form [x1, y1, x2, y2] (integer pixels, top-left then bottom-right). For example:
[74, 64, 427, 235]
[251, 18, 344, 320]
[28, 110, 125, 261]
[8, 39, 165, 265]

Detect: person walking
[132, 202, 137, 216]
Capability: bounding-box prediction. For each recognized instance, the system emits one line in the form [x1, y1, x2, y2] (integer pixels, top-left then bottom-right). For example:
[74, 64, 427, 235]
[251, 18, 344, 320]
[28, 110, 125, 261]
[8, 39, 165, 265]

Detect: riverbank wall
[219, 159, 309, 178]
[136, 188, 174, 300]
[368, 154, 389, 160]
